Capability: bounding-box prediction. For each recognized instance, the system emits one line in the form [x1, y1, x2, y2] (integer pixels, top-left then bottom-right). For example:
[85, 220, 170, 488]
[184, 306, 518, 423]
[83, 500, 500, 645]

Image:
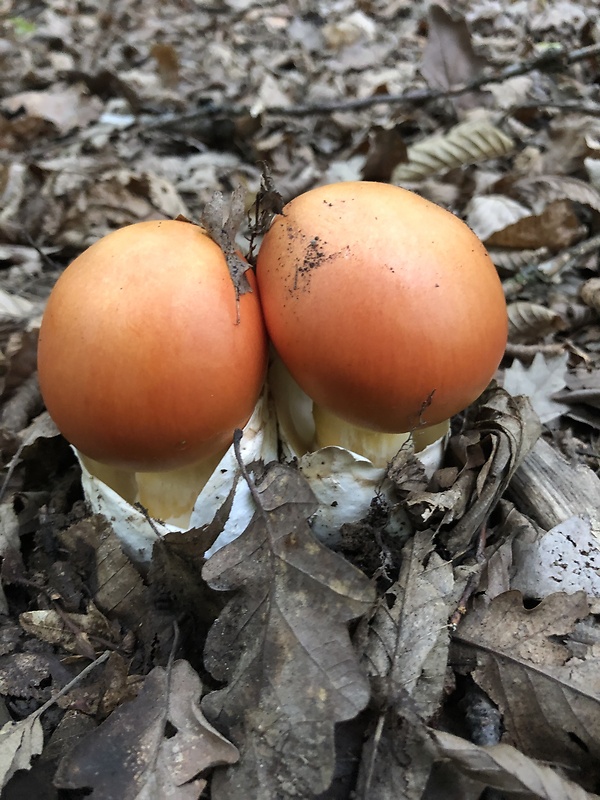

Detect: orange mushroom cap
[256, 181, 507, 433]
[38, 219, 268, 471]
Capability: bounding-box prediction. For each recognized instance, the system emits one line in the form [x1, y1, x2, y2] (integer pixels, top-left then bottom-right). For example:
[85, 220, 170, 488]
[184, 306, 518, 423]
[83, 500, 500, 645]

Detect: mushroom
[256, 181, 508, 466]
[38, 219, 268, 525]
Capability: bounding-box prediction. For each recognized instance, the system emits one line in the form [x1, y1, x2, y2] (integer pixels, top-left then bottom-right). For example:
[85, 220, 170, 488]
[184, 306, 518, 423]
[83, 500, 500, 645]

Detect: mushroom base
[80, 448, 227, 527]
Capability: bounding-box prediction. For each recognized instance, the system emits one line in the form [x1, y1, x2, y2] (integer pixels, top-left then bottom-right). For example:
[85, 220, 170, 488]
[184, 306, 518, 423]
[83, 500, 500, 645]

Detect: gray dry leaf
[511, 514, 600, 599]
[200, 187, 252, 295]
[453, 590, 600, 790]
[420, 5, 487, 93]
[361, 531, 454, 718]
[392, 119, 514, 183]
[354, 531, 456, 799]
[429, 728, 600, 800]
[503, 352, 569, 424]
[0, 714, 44, 790]
[507, 301, 566, 343]
[55, 659, 238, 799]
[201, 462, 375, 799]
[402, 387, 540, 557]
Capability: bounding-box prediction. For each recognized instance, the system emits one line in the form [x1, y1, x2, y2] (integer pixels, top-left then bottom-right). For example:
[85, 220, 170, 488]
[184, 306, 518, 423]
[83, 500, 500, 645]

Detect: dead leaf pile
[0, 0, 600, 798]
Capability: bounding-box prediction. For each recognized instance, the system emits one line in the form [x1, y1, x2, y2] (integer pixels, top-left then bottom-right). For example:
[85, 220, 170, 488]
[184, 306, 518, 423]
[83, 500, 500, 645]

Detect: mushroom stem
[312, 404, 450, 467]
[80, 449, 227, 527]
[312, 404, 410, 467]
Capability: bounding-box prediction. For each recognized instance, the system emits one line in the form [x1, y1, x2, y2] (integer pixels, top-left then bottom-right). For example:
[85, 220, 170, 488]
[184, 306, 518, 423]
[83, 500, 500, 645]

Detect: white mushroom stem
[80, 448, 227, 527]
[312, 404, 449, 468]
[312, 404, 410, 467]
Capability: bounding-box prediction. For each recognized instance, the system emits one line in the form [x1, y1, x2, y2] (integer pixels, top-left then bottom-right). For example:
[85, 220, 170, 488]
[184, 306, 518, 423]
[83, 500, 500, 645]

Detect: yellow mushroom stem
[79, 448, 227, 528]
[312, 404, 449, 468]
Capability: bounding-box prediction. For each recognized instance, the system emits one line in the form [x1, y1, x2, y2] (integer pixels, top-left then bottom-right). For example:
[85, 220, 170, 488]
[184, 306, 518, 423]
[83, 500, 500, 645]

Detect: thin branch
[143, 41, 600, 131]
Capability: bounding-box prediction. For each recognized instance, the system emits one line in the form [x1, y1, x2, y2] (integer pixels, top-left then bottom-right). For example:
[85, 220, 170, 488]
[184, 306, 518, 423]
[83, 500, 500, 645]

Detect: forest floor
[1, 1, 600, 798]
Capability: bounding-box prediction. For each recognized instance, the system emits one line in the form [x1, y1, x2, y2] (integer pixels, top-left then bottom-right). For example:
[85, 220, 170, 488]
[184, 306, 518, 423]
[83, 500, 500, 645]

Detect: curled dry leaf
[489, 246, 550, 276]
[55, 659, 238, 799]
[580, 277, 600, 314]
[200, 186, 252, 296]
[452, 591, 600, 792]
[0, 714, 44, 791]
[507, 301, 566, 343]
[510, 174, 600, 216]
[392, 387, 540, 558]
[429, 728, 600, 800]
[19, 603, 117, 659]
[392, 119, 514, 183]
[201, 462, 375, 799]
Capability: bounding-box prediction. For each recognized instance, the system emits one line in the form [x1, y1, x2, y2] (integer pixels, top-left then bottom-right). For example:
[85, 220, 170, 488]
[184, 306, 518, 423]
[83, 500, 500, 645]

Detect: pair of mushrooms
[37, 182, 508, 525]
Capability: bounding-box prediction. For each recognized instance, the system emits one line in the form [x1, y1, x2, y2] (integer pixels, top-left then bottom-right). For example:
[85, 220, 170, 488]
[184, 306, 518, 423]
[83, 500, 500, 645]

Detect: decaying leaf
[19, 602, 117, 658]
[393, 387, 541, 558]
[485, 198, 586, 250]
[55, 659, 238, 799]
[503, 351, 569, 424]
[201, 462, 375, 799]
[392, 119, 514, 183]
[581, 277, 600, 314]
[511, 514, 600, 599]
[453, 590, 600, 791]
[466, 194, 532, 243]
[489, 246, 550, 276]
[429, 727, 600, 799]
[200, 187, 252, 296]
[507, 301, 566, 343]
[354, 531, 458, 798]
[0, 714, 44, 790]
[510, 174, 600, 216]
[421, 5, 487, 95]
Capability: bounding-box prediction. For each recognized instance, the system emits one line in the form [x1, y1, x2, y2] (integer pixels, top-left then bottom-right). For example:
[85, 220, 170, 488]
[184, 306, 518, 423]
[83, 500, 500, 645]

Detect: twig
[142, 41, 600, 130]
[32, 650, 110, 719]
[503, 231, 600, 299]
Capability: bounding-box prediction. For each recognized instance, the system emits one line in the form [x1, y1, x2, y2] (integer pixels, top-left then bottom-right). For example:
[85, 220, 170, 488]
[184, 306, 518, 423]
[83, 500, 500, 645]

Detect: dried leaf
[467, 195, 532, 243]
[354, 532, 457, 798]
[581, 277, 600, 314]
[0, 715, 44, 790]
[503, 352, 569, 424]
[397, 387, 541, 558]
[201, 463, 375, 799]
[200, 188, 252, 296]
[55, 659, 238, 798]
[489, 246, 551, 276]
[392, 120, 514, 182]
[511, 514, 600, 599]
[485, 198, 586, 250]
[1, 87, 102, 135]
[507, 301, 566, 343]
[429, 728, 600, 799]
[421, 6, 487, 92]
[452, 591, 600, 791]
[19, 603, 116, 658]
[511, 174, 600, 216]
